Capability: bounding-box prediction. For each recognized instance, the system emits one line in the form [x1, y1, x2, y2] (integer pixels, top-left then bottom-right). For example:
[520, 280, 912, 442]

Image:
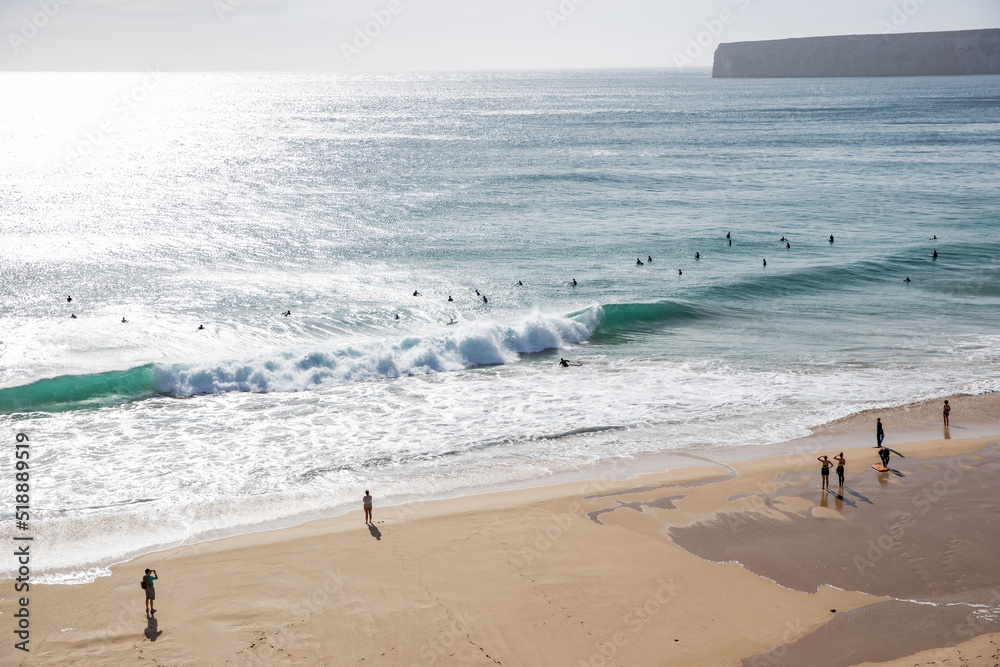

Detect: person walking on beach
[943, 400, 951, 426]
[142, 568, 157, 614]
[363, 490, 373, 524]
[834, 452, 846, 488]
[818, 455, 833, 490]
[876, 418, 885, 448]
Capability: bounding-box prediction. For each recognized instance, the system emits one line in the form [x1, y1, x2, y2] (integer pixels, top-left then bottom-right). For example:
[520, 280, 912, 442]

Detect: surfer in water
[475, 289, 480, 296]
[932, 250, 938, 258]
[197, 324, 205, 330]
[447, 317, 456, 325]
[482, 295, 488, 304]
[678, 269, 682, 275]
[904, 277, 911, 282]
[394, 313, 400, 320]
[780, 236, 786, 242]
[694, 252, 700, 259]
[636, 258, 644, 266]
[413, 290, 420, 296]
[571, 278, 577, 286]
[122, 317, 128, 323]
[728, 238, 732, 246]
[786, 242, 790, 249]
[726, 232, 731, 239]
[559, 358, 570, 367]
[448, 295, 453, 302]
[648, 255, 653, 263]
[931, 235, 937, 240]
[762, 258, 767, 267]
[517, 281, 523, 286]
[67, 295, 72, 303]
[70, 313, 76, 319]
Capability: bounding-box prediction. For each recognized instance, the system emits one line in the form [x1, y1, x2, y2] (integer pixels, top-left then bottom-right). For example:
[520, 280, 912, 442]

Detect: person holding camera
[142, 568, 158, 614]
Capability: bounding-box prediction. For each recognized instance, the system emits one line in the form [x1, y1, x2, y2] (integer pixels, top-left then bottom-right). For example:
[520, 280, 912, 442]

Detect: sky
[1, 0, 998, 70]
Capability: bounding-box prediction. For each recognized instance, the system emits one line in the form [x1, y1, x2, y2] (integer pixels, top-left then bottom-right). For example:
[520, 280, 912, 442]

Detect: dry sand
[2, 428, 998, 666]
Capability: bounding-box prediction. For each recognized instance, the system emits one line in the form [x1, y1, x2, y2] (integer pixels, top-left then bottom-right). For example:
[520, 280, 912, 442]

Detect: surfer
[878, 446, 891, 469]
[517, 281, 523, 286]
[413, 290, 420, 296]
[122, 317, 128, 323]
[818, 455, 832, 490]
[648, 255, 653, 263]
[197, 324, 204, 330]
[931, 235, 937, 240]
[482, 295, 488, 304]
[636, 258, 644, 266]
[70, 313, 76, 319]
[394, 313, 399, 320]
[875, 418, 885, 448]
[475, 289, 480, 296]
[726, 232, 731, 239]
[678, 269, 682, 276]
[67, 295, 72, 303]
[780, 236, 786, 242]
[447, 317, 456, 325]
[559, 358, 570, 367]
[834, 452, 846, 487]
[932, 250, 938, 258]
[283, 310, 291, 316]
[694, 252, 700, 259]
[448, 295, 453, 302]
[829, 234, 834, 243]
[762, 258, 767, 267]
[786, 242, 790, 249]
[571, 278, 577, 286]
[728, 238, 732, 246]
[904, 277, 911, 282]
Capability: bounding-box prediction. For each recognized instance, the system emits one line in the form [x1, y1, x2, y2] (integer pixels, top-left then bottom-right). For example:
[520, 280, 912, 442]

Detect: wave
[584, 301, 710, 343]
[0, 365, 157, 414]
[0, 301, 710, 414]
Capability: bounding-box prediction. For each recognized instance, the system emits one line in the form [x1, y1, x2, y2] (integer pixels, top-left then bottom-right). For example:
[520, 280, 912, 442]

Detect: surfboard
[871, 464, 888, 472]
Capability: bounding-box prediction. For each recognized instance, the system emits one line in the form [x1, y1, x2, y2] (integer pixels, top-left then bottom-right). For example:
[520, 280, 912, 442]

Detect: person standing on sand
[943, 400, 951, 426]
[834, 452, 846, 488]
[363, 490, 373, 524]
[818, 455, 832, 490]
[876, 418, 885, 448]
[142, 568, 157, 614]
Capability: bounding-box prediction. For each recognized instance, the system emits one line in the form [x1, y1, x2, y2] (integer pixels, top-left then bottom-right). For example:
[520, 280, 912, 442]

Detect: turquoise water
[1, 71, 998, 581]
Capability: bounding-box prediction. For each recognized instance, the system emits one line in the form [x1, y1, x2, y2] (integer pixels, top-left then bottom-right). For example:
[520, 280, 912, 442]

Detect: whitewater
[1, 70, 998, 582]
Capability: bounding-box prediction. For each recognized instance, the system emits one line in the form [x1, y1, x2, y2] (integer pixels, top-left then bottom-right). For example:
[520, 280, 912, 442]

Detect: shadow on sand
[145, 612, 162, 642]
[368, 523, 382, 540]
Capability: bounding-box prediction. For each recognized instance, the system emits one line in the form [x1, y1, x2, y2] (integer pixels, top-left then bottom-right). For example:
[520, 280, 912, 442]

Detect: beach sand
[3, 410, 998, 666]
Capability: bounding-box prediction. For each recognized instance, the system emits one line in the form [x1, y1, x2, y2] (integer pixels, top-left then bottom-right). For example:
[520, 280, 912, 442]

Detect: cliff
[712, 29, 1000, 78]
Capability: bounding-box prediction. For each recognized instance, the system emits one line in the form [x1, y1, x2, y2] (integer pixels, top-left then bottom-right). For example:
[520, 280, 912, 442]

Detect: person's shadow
[144, 612, 162, 641]
[368, 523, 382, 541]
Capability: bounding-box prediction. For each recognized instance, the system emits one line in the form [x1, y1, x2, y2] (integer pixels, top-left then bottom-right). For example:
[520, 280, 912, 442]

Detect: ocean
[1, 70, 998, 583]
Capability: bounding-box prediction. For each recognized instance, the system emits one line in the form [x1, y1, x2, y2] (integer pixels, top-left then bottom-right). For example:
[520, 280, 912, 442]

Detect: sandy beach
[3, 396, 999, 667]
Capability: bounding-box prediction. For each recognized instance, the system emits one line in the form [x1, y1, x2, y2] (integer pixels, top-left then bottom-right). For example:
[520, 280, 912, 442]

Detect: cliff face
[712, 29, 1000, 78]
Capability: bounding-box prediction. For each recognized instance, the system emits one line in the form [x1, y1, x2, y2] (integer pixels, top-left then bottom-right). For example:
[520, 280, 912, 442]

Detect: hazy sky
[2, 0, 998, 70]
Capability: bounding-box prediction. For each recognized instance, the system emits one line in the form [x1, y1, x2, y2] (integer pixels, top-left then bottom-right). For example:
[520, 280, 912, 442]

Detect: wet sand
[2, 429, 998, 666]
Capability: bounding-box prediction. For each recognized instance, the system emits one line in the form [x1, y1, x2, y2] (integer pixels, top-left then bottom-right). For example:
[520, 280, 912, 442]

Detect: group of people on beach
[818, 401, 953, 490]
